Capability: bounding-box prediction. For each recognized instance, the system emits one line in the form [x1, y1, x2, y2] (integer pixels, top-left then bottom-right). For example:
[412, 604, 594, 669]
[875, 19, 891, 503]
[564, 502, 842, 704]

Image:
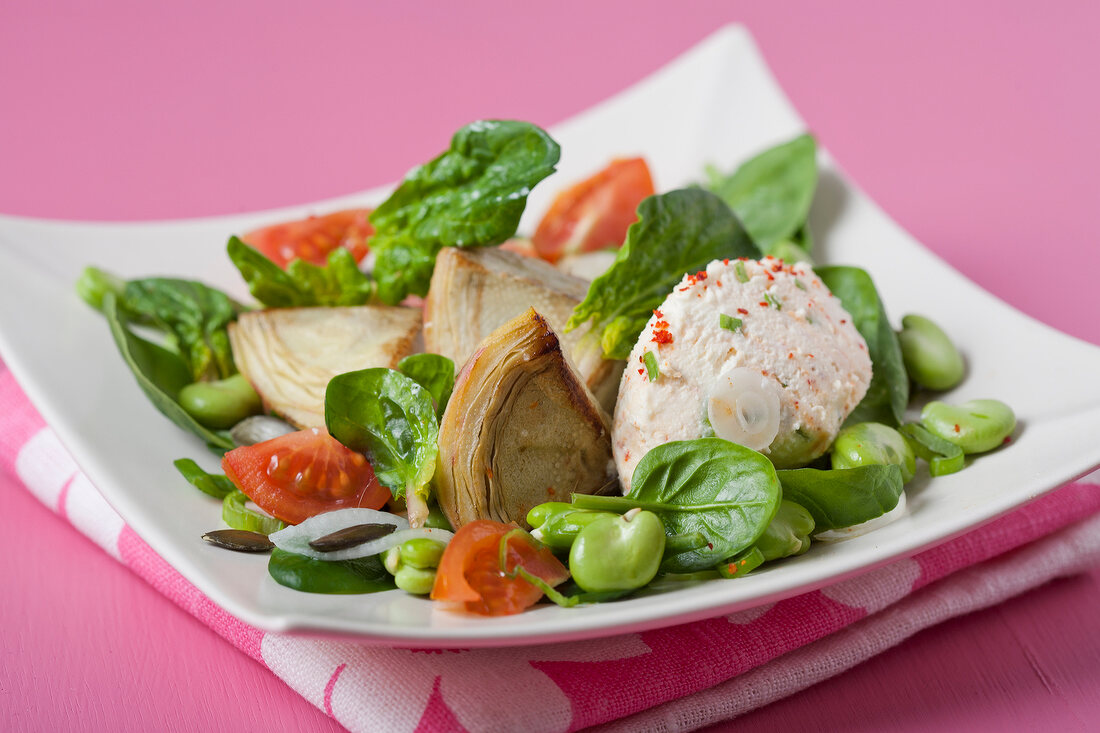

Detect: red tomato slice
[242, 208, 373, 268]
[431, 520, 569, 615]
[532, 157, 655, 263]
[221, 428, 389, 525]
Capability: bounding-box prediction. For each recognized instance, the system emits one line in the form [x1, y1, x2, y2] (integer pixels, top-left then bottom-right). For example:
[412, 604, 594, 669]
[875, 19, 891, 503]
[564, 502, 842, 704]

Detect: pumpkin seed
[309, 523, 396, 552]
[202, 529, 275, 552]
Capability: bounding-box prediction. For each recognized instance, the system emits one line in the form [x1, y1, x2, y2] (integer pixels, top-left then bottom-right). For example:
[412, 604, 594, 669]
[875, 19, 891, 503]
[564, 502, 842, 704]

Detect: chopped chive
[764, 292, 783, 310]
[806, 315, 814, 324]
[734, 261, 749, 283]
[642, 351, 660, 382]
[719, 313, 743, 332]
[795, 279, 807, 290]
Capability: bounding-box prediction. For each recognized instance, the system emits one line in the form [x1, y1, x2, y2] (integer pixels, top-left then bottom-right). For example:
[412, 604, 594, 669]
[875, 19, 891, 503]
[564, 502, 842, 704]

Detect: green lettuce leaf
[368, 120, 561, 304]
[566, 189, 760, 359]
[227, 236, 372, 307]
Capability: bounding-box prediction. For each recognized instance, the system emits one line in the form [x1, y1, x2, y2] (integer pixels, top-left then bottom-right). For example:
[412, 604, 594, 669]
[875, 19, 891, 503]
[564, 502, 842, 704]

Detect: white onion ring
[269, 508, 453, 561]
[813, 492, 908, 542]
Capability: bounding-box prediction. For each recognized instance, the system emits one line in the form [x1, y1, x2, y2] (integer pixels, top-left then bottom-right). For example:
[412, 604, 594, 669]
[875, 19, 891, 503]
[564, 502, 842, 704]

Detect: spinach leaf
[572, 438, 780, 573]
[397, 353, 455, 418]
[122, 277, 242, 381]
[103, 294, 234, 452]
[776, 464, 904, 531]
[268, 548, 395, 594]
[324, 368, 439, 505]
[173, 458, 235, 499]
[368, 120, 561, 304]
[567, 189, 761, 359]
[704, 134, 818, 253]
[227, 236, 373, 307]
[816, 265, 909, 426]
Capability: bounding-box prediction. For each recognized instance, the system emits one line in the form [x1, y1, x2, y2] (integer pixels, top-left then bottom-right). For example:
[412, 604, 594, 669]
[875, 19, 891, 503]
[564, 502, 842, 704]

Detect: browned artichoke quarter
[228, 306, 421, 428]
[424, 246, 624, 413]
[436, 308, 615, 529]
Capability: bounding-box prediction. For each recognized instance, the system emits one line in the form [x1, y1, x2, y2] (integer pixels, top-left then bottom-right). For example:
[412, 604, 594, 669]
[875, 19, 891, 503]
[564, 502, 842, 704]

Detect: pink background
[2, 1, 1098, 731]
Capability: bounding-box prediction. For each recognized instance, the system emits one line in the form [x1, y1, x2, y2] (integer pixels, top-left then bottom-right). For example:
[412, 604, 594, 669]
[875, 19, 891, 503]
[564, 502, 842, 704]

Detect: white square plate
[2, 26, 1099, 648]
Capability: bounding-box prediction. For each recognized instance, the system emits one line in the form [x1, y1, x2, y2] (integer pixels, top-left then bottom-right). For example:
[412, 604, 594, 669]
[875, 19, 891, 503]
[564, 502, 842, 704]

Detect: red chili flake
[716, 280, 723, 287]
[766, 272, 775, 281]
[707, 543, 714, 550]
[678, 286, 690, 292]
[954, 424, 961, 433]
[764, 255, 775, 260]
[794, 400, 800, 408]
[722, 258, 730, 265]
[639, 355, 645, 364]
[653, 309, 664, 318]
[652, 330, 673, 345]
[788, 352, 794, 359]
[771, 262, 782, 273]
[696, 270, 708, 280]
[807, 353, 814, 358]
[654, 320, 669, 330]
[638, 368, 645, 375]
[737, 307, 749, 315]
[761, 370, 769, 376]
[547, 487, 556, 497]
[759, 301, 769, 307]
[840, 319, 847, 324]
[1003, 436, 1012, 444]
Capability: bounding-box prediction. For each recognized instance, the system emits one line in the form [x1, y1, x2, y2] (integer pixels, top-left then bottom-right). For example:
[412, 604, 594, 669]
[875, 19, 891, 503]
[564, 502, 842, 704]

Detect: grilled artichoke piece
[436, 308, 615, 528]
[423, 246, 624, 413]
[228, 306, 421, 429]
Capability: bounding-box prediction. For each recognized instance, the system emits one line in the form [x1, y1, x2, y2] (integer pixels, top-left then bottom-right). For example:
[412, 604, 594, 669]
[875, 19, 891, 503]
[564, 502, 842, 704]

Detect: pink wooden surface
[2, 2, 1098, 731]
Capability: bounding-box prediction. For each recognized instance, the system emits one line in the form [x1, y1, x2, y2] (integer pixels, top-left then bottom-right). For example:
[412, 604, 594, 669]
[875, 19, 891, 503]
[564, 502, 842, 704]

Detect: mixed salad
[77, 120, 1017, 616]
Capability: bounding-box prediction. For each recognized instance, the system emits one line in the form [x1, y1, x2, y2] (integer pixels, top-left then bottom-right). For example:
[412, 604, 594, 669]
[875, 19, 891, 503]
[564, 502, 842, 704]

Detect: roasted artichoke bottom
[436, 308, 615, 529]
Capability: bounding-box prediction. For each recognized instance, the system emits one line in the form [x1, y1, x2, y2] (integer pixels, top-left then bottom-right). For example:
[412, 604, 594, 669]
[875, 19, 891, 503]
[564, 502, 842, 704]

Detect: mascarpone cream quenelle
[612, 257, 872, 492]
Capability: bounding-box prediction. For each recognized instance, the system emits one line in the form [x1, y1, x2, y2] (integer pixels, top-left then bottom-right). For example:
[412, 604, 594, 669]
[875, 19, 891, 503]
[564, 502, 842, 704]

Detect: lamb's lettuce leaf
[102, 293, 234, 452]
[566, 189, 760, 359]
[227, 236, 372, 307]
[77, 266, 243, 382]
[368, 120, 560, 304]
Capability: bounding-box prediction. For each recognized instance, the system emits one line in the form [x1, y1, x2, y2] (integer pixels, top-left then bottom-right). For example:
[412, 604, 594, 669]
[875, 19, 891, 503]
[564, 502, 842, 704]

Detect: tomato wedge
[431, 520, 569, 615]
[242, 208, 373, 268]
[221, 428, 389, 525]
[532, 157, 655, 263]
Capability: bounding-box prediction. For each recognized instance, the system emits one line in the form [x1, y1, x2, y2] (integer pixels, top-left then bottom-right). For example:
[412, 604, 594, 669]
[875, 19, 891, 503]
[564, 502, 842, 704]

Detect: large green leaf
[368, 120, 561, 304]
[567, 189, 760, 359]
[227, 236, 372, 307]
[776, 465, 904, 531]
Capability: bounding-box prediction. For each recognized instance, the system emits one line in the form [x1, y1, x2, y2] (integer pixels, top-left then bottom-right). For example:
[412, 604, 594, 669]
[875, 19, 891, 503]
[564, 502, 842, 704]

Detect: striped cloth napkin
[2, 365, 1098, 733]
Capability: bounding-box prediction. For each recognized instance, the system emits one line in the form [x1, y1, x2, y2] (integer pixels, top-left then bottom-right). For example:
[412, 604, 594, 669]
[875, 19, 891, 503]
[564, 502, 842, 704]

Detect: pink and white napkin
[2, 366, 1098, 732]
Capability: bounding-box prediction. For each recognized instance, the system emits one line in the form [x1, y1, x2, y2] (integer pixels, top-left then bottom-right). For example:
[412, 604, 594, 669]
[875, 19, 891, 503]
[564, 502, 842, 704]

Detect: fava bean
[897, 314, 965, 390]
[179, 374, 262, 429]
[831, 422, 916, 483]
[400, 537, 446, 569]
[921, 399, 1016, 454]
[569, 509, 666, 593]
[394, 565, 436, 595]
[754, 500, 815, 561]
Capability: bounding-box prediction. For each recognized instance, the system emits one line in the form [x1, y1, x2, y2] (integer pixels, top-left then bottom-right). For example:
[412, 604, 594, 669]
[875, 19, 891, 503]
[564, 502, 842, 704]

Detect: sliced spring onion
[223, 490, 286, 535]
[642, 351, 660, 382]
[719, 313, 742, 332]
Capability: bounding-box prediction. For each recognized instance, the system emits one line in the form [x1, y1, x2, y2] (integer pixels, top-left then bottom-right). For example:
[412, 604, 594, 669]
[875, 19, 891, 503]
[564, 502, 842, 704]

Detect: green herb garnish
[719, 314, 743, 332]
[642, 352, 660, 381]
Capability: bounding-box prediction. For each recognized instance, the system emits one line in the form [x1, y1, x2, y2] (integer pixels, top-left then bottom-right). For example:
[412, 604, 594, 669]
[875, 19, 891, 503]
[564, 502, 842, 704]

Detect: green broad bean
[569, 509, 666, 593]
[382, 545, 402, 575]
[394, 565, 436, 595]
[755, 500, 815, 561]
[920, 399, 1016, 454]
[534, 510, 617, 551]
[526, 502, 573, 529]
[179, 374, 262, 429]
[400, 537, 446, 569]
[831, 422, 917, 483]
[897, 314, 965, 390]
